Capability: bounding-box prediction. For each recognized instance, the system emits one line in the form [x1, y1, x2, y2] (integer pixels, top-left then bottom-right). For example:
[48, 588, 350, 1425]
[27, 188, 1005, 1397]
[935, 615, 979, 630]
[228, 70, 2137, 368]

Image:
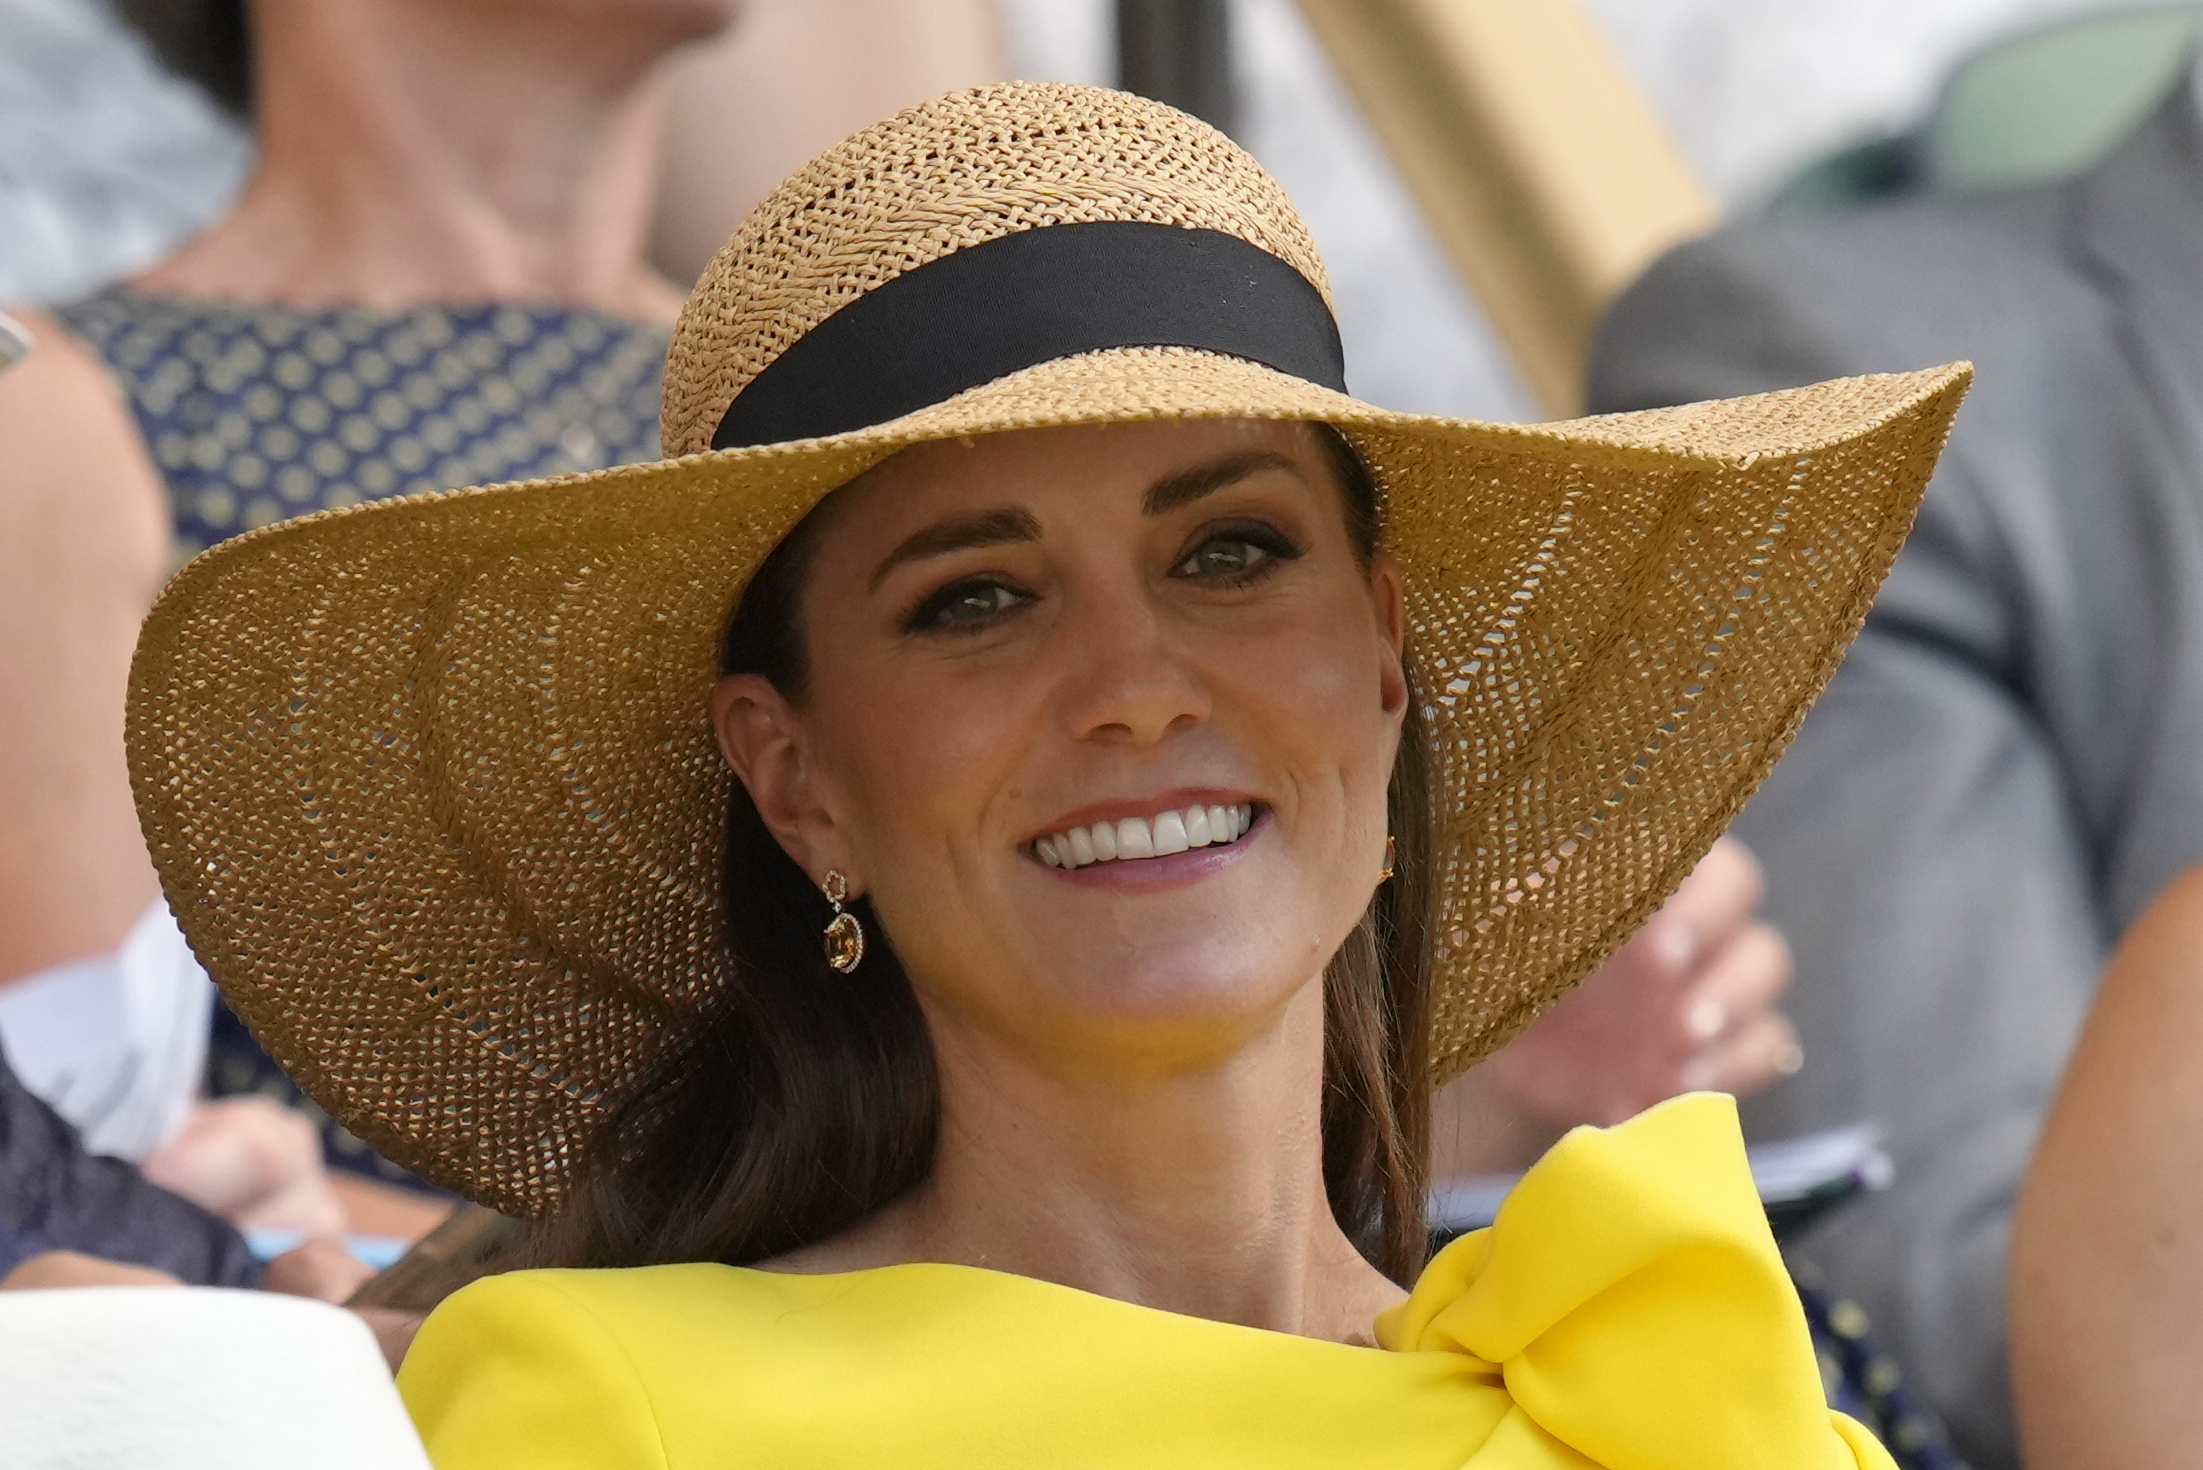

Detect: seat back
[0, 1287, 430, 1470]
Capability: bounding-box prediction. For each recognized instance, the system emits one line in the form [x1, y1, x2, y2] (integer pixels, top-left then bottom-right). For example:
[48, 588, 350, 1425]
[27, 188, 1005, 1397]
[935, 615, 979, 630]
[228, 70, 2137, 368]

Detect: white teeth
[1032, 802, 1256, 870]
[1116, 817, 1154, 859]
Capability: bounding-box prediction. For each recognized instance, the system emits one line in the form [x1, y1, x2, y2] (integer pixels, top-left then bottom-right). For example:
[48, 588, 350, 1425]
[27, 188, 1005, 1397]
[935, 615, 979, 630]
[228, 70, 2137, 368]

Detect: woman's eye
[906, 578, 1029, 632]
[1173, 527, 1299, 584]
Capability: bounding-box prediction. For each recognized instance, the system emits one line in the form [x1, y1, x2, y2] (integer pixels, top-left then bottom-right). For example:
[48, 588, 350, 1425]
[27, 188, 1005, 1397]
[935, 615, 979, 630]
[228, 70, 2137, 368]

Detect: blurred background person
[1589, 12, 2203, 1468]
[648, 0, 1003, 282]
[0, 0, 249, 304]
[0, 0, 748, 1249]
[2010, 860, 2203, 1469]
[0, 0, 998, 1254]
[0, 1012, 368, 1301]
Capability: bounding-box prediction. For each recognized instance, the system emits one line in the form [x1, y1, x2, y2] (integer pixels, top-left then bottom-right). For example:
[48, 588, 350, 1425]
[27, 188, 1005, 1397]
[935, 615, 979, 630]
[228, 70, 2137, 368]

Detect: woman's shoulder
[410, 1259, 928, 1382]
[426, 1261, 782, 1342]
[400, 1264, 806, 1469]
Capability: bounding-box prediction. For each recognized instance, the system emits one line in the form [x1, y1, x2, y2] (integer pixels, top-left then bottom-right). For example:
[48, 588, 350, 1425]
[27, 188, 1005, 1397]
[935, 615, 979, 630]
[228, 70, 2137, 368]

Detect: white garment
[0, 0, 251, 303]
[0, 1287, 431, 1470]
[0, 902, 214, 1162]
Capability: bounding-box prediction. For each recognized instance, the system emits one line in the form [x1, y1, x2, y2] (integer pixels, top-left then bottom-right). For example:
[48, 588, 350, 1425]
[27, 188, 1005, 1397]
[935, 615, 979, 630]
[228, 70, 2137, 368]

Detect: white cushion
[0, 1288, 430, 1469]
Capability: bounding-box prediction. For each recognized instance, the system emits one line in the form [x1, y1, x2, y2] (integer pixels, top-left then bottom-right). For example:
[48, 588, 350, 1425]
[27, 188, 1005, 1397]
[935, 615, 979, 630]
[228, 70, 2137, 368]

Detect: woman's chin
[991, 913, 1335, 1038]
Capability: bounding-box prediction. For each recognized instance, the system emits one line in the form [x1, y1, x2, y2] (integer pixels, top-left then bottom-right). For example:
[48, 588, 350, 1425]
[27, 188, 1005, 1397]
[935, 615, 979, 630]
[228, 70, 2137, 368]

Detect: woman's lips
[1033, 801, 1255, 870]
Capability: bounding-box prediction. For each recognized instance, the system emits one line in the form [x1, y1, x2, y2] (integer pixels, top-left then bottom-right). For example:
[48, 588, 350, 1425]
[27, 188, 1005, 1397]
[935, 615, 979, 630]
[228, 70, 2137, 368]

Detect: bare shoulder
[0, 308, 167, 589]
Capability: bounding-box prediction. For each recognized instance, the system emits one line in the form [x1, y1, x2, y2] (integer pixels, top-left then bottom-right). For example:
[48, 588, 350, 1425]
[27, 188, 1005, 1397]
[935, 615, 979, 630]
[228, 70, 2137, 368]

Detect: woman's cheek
[1224, 610, 1392, 760]
[834, 663, 1036, 871]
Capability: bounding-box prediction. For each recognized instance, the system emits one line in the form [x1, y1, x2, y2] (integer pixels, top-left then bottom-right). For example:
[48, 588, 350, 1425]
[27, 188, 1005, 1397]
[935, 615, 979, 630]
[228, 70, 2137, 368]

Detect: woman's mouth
[1033, 802, 1257, 870]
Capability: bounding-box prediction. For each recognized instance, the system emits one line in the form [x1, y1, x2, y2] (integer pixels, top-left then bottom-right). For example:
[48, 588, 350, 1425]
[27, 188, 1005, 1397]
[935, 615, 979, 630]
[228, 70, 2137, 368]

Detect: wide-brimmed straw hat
[126, 82, 1966, 1215]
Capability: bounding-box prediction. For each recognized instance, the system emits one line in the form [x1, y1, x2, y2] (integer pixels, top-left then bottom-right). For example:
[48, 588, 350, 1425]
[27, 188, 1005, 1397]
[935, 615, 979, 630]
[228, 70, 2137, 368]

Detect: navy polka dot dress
[58, 290, 669, 561]
[58, 289, 670, 1195]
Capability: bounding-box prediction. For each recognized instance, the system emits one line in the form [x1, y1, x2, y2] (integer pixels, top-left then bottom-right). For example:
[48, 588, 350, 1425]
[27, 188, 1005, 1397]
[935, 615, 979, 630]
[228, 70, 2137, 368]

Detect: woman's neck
[776, 983, 1407, 1345]
[137, 0, 723, 322]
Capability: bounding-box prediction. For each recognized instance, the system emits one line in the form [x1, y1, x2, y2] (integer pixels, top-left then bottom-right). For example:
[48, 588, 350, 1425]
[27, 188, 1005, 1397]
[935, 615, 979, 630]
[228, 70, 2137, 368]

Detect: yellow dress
[398, 1094, 1894, 1469]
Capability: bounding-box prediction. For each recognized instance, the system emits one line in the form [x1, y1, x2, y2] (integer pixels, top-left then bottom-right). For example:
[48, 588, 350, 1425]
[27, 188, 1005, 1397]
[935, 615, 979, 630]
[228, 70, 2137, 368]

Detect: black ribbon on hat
[709, 220, 1347, 450]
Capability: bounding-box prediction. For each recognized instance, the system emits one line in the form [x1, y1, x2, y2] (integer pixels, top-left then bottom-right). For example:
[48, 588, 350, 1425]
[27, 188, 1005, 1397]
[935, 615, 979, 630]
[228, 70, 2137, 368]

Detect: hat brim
[126, 347, 1968, 1213]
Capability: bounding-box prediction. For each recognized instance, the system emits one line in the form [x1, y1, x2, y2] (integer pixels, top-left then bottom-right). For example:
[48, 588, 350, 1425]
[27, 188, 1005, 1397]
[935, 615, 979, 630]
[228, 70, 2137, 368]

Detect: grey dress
[1588, 76, 2203, 1470]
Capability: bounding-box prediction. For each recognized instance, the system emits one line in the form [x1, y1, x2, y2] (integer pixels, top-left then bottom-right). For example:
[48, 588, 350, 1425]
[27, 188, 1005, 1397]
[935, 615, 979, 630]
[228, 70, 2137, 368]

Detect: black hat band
[709, 220, 1348, 450]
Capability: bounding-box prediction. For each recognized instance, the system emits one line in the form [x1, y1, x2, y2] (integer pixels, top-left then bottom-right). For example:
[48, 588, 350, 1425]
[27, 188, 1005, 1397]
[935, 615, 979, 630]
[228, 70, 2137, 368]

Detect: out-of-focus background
[12, 5, 2203, 1467]
[0, 0, 2149, 419]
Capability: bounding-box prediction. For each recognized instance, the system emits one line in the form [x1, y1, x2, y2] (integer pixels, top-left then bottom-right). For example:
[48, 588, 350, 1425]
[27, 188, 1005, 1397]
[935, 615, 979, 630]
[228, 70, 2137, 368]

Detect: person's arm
[0, 309, 169, 985]
[143, 1096, 347, 1235]
[1727, 606, 2100, 1466]
[2009, 864, 2203, 1469]
[1592, 228, 2104, 1470]
[0, 1251, 178, 1289]
[0, 1041, 263, 1287]
[0, 1039, 385, 1301]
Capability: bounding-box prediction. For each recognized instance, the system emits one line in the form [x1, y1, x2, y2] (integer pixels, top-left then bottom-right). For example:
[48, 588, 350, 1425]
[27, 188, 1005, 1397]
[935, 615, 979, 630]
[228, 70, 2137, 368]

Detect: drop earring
[820, 870, 865, 973]
[1378, 835, 1396, 883]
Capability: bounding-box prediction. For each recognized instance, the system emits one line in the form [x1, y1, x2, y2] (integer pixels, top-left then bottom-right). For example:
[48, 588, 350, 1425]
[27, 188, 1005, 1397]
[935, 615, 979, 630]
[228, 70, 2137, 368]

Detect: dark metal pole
[1117, 0, 1239, 136]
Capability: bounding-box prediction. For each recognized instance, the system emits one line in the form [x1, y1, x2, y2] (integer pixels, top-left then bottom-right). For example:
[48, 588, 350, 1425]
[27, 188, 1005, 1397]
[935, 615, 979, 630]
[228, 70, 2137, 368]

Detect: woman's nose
[1054, 595, 1211, 746]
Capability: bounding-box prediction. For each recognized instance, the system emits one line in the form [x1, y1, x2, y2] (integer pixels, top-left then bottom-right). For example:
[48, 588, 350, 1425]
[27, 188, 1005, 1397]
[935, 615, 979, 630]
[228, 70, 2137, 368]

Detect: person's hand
[260, 1235, 376, 1303]
[0, 1251, 178, 1290]
[1433, 837, 1800, 1175]
[142, 1097, 345, 1235]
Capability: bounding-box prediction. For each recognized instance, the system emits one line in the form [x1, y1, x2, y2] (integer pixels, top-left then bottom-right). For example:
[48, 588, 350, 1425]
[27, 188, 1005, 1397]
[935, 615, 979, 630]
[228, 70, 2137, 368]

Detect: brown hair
[112, 0, 254, 118]
[531, 426, 1434, 1281]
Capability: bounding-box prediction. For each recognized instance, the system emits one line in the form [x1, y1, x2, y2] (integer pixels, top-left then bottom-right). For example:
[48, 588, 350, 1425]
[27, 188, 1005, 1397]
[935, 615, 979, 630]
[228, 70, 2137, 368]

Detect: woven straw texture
[660, 82, 1329, 459]
[126, 82, 1969, 1215]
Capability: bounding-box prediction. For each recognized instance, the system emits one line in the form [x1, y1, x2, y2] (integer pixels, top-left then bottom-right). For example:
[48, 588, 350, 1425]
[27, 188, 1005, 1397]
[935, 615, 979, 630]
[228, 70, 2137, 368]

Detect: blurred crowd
[7, 1, 2203, 1467]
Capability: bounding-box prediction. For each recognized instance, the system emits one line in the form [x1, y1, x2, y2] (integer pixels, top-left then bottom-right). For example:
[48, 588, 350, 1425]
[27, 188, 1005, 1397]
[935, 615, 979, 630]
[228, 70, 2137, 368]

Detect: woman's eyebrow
[870, 506, 1043, 589]
[1142, 451, 1302, 516]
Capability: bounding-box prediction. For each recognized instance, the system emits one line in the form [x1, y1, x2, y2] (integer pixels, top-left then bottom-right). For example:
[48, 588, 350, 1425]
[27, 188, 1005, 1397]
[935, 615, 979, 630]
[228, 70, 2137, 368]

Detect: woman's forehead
[842, 418, 1328, 519]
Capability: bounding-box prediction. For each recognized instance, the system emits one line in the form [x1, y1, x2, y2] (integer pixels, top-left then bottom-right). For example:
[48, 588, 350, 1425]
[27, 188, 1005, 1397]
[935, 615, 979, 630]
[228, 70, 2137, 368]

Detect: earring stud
[820, 870, 865, 973]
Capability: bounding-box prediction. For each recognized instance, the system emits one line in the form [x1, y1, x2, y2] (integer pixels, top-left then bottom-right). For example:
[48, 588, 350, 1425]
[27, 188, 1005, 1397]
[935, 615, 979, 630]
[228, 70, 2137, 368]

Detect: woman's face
[716, 419, 1407, 1073]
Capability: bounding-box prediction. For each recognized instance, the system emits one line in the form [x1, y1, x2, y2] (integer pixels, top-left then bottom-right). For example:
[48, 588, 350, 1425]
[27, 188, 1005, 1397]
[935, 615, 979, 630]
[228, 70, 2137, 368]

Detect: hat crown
[660, 82, 1334, 459]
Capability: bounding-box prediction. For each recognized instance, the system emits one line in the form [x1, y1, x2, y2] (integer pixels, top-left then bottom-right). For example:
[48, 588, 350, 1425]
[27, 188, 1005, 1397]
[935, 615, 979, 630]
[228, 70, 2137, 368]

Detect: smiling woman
[553, 414, 1437, 1295]
[124, 83, 1963, 1469]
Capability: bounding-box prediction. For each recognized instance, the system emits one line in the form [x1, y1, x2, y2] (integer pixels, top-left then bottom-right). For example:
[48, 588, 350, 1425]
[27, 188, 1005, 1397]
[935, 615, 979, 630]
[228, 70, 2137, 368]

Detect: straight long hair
[530, 427, 1435, 1281]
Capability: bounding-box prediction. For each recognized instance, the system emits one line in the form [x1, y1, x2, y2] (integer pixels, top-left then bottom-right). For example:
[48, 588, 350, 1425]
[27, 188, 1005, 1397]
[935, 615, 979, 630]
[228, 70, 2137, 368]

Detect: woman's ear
[710, 673, 855, 887]
[1368, 551, 1409, 718]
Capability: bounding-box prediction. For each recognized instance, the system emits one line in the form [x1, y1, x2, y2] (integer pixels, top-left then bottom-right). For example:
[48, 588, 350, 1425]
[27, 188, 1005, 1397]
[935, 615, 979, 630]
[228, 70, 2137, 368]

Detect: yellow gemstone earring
[1378, 835, 1396, 883]
[820, 870, 865, 974]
